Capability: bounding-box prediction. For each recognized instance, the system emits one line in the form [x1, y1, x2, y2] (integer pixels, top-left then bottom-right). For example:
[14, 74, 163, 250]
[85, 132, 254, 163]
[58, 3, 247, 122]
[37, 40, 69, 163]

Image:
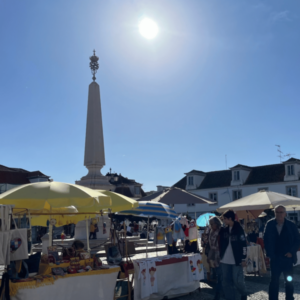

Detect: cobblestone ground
[173, 266, 300, 300]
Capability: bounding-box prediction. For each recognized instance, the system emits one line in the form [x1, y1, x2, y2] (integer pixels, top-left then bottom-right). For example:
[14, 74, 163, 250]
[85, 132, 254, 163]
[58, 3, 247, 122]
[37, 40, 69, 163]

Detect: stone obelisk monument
[76, 50, 113, 190]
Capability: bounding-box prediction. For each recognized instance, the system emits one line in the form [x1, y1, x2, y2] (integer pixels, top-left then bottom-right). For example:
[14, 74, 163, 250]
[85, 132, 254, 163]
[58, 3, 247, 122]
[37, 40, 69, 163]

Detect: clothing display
[154, 227, 165, 245]
[139, 261, 151, 299]
[187, 253, 204, 282]
[134, 254, 202, 300]
[245, 244, 266, 274]
[172, 220, 185, 242]
[188, 220, 198, 241]
[147, 260, 158, 294]
[165, 231, 173, 246]
[10, 218, 29, 261]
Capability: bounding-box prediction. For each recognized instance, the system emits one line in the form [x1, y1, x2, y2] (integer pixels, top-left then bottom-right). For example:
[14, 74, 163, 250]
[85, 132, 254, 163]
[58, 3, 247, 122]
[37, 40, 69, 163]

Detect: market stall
[0, 182, 128, 300]
[133, 253, 203, 300]
[10, 265, 120, 300]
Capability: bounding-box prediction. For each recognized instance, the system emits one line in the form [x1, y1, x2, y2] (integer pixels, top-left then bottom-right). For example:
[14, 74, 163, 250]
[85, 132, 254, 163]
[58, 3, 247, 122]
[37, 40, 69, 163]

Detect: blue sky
[1, 0, 300, 191]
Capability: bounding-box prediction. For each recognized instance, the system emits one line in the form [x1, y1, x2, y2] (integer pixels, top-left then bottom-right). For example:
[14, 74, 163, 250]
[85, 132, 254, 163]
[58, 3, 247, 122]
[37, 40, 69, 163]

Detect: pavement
[173, 265, 300, 300]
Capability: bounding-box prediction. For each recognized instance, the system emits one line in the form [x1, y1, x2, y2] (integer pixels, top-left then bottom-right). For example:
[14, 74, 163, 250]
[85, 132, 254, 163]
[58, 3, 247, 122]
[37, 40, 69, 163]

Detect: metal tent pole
[145, 216, 150, 258]
[86, 218, 91, 253]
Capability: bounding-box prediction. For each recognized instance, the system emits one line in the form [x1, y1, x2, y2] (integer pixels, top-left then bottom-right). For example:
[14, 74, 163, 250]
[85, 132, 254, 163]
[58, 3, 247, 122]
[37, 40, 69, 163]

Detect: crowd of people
[202, 205, 300, 300]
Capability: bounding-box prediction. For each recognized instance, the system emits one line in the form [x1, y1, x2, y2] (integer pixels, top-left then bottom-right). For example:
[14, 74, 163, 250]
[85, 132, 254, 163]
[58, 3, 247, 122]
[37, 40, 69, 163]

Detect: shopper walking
[208, 216, 223, 300]
[220, 210, 248, 300]
[264, 205, 300, 300]
[89, 222, 96, 240]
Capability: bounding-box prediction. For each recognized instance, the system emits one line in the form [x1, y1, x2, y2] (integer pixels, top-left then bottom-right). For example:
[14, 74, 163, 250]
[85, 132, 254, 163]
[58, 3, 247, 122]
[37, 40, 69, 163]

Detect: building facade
[0, 164, 50, 194]
[172, 158, 300, 222]
[105, 172, 145, 200]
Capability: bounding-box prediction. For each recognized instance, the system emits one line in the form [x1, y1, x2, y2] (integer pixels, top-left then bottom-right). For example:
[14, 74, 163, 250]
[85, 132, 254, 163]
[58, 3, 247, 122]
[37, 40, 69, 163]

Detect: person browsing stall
[208, 216, 223, 300]
[220, 210, 248, 300]
[264, 205, 300, 300]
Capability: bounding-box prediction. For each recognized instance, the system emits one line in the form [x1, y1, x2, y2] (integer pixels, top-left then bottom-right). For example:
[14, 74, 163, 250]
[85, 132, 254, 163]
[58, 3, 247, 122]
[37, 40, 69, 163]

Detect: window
[187, 203, 195, 206]
[209, 192, 218, 203]
[288, 213, 298, 224]
[258, 187, 269, 192]
[287, 165, 295, 176]
[134, 186, 140, 195]
[286, 186, 297, 197]
[233, 190, 242, 201]
[233, 171, 240, 181]
[188, 176, 194, 186]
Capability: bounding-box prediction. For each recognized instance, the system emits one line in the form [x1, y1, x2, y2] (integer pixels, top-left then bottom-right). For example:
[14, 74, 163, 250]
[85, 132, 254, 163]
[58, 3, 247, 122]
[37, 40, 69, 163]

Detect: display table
[10, 266, 120, 300]
[244, 244, 266, 274]
[133, 254, 202, 300]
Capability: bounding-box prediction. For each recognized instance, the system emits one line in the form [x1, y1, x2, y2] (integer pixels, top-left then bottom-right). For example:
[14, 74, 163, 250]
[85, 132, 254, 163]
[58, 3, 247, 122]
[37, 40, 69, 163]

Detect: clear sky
[1, 0, 300, 192]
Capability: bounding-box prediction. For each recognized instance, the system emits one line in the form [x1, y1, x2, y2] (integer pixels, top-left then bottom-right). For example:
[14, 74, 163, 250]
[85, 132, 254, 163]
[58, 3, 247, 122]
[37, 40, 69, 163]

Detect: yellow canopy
[29, 206, 92, 227]
[98, 190, 138, 212]
[0, 181, 111, 210]
[75, 190, 139, 213]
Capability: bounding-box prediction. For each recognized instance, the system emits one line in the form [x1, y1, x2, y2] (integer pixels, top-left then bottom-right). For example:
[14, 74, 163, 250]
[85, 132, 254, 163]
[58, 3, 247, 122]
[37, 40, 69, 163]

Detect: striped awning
[117, 201, 178, 219]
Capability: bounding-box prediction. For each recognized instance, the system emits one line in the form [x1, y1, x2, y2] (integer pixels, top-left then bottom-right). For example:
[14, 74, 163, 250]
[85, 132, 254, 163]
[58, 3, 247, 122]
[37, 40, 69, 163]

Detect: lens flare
[287, 276, 292, 282]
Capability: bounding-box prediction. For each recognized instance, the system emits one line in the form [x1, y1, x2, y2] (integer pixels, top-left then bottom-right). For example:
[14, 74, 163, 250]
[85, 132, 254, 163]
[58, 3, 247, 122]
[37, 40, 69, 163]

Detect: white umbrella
[217, 191, 300, 215]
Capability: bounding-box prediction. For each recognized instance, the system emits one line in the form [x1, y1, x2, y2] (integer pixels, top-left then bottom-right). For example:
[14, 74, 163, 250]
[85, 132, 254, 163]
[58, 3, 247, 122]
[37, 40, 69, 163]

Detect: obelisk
[76, 50, 113, 190]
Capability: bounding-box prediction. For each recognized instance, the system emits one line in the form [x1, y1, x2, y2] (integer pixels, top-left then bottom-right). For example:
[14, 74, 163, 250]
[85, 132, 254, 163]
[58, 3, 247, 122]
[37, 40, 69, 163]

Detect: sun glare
[139, 18, 158, 39]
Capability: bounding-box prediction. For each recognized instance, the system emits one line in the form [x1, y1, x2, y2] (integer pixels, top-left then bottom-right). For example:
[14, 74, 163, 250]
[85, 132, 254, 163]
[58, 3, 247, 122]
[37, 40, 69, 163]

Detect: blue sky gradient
[1, 0, 300, 191]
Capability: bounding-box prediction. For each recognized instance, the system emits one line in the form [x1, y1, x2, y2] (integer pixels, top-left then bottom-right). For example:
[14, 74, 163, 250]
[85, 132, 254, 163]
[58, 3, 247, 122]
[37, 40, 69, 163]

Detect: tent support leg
[49, 224, 53, 247]
[146, 216, 149, 258]
[86, 218, 91, 253]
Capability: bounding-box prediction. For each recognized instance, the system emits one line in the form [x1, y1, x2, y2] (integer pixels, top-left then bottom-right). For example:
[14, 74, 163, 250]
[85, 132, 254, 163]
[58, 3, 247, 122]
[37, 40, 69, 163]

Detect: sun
[139, 18, 158, 39]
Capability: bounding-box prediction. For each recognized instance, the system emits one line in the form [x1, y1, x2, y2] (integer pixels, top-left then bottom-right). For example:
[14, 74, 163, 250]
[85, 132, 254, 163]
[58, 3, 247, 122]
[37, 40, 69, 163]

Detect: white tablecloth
[134, 256, 200, 300]
[11, 266, 119, 300]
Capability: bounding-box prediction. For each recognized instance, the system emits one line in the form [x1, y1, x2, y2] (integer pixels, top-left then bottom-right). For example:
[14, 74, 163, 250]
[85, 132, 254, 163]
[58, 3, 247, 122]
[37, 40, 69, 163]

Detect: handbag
[10, 218, 28, 261]
[107, 245, 122, 264]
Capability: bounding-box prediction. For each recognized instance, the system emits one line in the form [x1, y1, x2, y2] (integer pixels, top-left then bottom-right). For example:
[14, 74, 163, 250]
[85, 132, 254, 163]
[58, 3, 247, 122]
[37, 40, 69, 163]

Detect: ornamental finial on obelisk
[89, 49, 99, 81]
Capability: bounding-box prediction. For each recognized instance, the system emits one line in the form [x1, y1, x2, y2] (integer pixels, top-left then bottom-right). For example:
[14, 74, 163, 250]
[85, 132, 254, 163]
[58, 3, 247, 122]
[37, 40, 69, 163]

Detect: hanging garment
[0, 206, 10, 232]
[147, 260, 158, 294]
[2, 231, 11, 264]
[187, 254, 198, 282]
[172, 220, 185, 242]
[165, 231, 173, 246]
[194, 253, 204, 280]
[139, 261, 151, 299]
[188, 220, 198, 241]
[154, 227, 165, 245]
[187, 254, 204, 281]
[10, 218, 29, 261]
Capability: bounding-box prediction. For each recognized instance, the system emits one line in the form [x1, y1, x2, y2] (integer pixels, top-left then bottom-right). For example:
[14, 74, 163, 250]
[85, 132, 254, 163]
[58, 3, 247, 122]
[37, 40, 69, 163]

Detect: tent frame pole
[86, 218, 91, 253]
[146, 216, 149, 258]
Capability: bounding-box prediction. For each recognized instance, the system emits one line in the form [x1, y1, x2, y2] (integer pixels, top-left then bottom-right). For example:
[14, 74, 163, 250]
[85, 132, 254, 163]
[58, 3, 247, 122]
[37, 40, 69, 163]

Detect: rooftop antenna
[275, 145, 283, 163]
[284, 153, 295, 159]
[225, 155, 227, 169]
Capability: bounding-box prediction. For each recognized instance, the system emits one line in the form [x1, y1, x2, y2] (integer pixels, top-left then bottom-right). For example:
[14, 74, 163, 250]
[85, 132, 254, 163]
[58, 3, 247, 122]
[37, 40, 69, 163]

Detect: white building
[172, 158, 300, 222]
